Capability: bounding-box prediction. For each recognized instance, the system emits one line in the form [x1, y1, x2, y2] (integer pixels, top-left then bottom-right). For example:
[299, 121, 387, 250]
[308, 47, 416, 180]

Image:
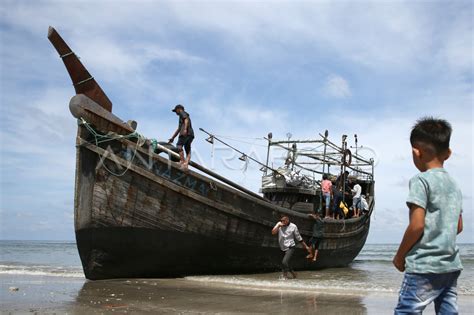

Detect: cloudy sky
[0, 1, 472, 243]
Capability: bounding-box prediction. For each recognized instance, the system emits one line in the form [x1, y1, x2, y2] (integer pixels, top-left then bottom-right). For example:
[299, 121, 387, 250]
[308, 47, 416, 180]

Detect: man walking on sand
[272, 215, 310, 279]
[168, 104, 194, 171]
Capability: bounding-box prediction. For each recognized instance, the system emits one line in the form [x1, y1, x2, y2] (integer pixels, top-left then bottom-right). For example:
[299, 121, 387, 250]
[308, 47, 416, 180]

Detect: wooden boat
[47, 27, 376, 280]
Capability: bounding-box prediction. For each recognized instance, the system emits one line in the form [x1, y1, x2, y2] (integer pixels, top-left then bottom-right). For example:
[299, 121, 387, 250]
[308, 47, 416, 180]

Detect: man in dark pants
[333, 171, 350, 219]
[271, 215, 310, 279]
[168, 104, 194, 171]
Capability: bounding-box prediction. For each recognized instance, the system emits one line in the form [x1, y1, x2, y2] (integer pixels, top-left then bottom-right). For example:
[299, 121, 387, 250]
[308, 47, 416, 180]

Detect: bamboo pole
[153, 142, 266, 201]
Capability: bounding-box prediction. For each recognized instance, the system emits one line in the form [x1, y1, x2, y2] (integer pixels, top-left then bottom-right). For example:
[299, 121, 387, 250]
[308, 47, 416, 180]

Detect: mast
[264, 133, 272, 175]
[319, 130, 329, 214]
[341, 134, 348, 203]
[291, 143, 297, 171]
[322, 130, 329, 175]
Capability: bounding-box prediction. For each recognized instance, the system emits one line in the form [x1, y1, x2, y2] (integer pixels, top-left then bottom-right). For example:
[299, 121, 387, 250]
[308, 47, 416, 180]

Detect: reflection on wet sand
[74, 278, 368, 314]
[184, 266, 372, 296]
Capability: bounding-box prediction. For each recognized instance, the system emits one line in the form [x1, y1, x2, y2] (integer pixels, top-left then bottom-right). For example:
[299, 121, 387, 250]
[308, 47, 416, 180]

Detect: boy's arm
[393, 204, 425, 272]
[457, 214, 463, 234]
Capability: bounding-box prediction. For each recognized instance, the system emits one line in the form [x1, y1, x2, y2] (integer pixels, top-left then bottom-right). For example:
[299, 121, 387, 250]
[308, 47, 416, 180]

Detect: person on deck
[351, 181, 362, 217]
[271, 215, 310, 279]
[333, 171, 350, 219]
[321, 174, 333, 219]
[336, 170, 350, 189]
[360, 194, 369, 214]
[168, 104, 194, 171]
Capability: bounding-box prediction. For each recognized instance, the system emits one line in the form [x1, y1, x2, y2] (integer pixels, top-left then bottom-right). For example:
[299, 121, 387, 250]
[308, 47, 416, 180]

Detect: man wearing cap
[168, 104, 194, 171]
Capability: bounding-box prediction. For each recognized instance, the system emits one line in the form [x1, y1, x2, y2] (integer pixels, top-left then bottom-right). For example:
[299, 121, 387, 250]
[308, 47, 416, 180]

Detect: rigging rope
[214, 135, 267, 147]
[78, 118, 148, 177]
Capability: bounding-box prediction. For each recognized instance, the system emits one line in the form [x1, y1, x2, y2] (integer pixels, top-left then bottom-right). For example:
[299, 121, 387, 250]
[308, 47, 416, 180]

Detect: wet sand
[1, 275, 472, 314]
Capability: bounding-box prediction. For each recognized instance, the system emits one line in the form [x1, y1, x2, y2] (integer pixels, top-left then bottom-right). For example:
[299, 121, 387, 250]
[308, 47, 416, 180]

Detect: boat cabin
[260, 132, 375, 217]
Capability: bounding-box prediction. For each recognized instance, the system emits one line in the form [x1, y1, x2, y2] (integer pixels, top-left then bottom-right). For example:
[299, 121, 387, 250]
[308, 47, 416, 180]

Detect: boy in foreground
[393, 117, 463, 314]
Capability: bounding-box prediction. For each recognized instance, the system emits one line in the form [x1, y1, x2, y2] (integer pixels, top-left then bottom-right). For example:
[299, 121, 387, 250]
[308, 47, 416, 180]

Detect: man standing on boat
[351, 180, 362, 217]
[333, 171, 350, 219]
[168, 104, 194, 171]
[272, 215, 310, 279]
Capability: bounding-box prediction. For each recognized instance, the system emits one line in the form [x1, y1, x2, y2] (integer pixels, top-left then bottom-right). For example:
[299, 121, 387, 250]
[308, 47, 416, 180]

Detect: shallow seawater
[1, 241, 473, 314]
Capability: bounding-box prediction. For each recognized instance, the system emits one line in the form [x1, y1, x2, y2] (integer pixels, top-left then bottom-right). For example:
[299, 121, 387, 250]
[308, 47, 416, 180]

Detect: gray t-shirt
[405, 168, 463, 274]
[278, 222, 303, 251]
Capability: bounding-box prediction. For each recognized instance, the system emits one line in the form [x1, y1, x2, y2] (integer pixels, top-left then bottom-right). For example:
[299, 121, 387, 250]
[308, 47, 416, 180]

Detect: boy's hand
[392, 254, 405, 272]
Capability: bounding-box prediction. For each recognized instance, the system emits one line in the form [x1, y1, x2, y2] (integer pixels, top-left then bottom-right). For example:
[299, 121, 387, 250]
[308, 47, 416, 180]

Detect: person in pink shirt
[321, 174, 333, 218]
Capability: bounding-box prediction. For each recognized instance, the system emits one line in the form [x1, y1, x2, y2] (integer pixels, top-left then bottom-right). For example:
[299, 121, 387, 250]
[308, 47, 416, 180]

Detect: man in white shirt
[351, 181, 362, 217]
[272, 215, 310, 279]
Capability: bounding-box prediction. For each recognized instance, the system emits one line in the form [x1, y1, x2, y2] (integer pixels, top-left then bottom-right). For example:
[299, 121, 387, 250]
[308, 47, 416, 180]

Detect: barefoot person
[351, 180, 362, 217]
[271, 215, 310, 279]
[321, 174, 333, 218]
[168, 104, 194, 171]
[393, 117, 463, 314]
[307, 211, 324, 262]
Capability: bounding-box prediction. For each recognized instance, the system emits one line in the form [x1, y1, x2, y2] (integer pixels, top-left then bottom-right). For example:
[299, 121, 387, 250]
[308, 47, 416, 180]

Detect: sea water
[0, 241, 472, 296]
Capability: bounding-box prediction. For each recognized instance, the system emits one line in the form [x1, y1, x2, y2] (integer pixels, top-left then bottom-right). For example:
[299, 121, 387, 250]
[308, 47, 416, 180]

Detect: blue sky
[0, 1, 472, 243]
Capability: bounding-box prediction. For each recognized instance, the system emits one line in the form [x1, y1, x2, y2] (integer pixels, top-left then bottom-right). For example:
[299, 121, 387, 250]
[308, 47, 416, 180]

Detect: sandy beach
[2, 274, 473, 315]
[2, 242, 473, 314]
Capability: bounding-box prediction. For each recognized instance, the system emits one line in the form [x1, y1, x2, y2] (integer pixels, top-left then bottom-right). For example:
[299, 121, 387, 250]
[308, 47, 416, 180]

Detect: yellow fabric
[339, 201, 349, 215]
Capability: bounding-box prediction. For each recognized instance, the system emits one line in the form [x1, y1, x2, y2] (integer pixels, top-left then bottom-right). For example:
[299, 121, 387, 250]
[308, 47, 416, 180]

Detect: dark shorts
[310, 237, 322, 249]
[177, 135, 194, 154]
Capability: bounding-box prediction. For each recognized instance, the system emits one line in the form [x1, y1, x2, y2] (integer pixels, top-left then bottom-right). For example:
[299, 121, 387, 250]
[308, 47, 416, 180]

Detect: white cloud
[323, 75, 352, 99]
[72, 37, 205, 79]
[0, 1, 450, 71]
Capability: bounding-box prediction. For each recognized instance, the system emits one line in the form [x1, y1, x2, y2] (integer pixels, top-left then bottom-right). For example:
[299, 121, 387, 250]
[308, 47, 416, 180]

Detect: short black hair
[410, 117, 452, 155]
[322, 174, 328, 180]
[172, 104, 185, 112]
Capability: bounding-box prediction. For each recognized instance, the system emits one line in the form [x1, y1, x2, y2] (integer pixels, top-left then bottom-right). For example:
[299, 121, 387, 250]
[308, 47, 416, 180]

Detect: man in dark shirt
[168, 104, 194, 171]
[307, 211, 324, 262]
[335, 170, 350, 191]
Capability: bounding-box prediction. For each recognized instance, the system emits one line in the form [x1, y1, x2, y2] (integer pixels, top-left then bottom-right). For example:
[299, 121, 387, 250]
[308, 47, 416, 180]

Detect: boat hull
[76, 226, 369, 280]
